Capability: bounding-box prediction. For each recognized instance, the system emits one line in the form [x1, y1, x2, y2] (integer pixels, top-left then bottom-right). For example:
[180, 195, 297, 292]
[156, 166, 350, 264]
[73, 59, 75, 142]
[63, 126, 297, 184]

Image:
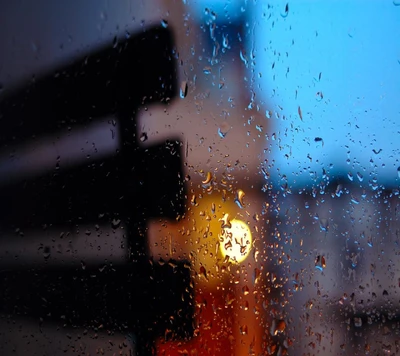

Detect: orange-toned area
[148, 180, 269, 356]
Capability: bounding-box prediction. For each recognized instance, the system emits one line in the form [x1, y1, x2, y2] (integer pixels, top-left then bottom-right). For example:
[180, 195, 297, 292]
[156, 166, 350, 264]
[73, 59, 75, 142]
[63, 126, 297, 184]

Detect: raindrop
[199, 265, 208, 281]
[316, 91, 323, 101]
[397, 166, 400, 178]
[224, 240, 232, 250]
[276, 320, 286, 334]
[112, 36, 118, 48]
[43, 246, 51, 260]
[180, 81, 188, 98]
[351, 253, 358, 268]
[314, 137, 324, 147]
[356, 172, 363, 182]
[239, 49, 248, 65]
[219, 213, 232, 229]
[315, 255, 326, 271]
[161, 19, 168, 28]
[382, 344, 392, 354]
[347, 172, 354, 181]
[354, 317, 362, 327]
[367, 236, 373, 247]
[235, 189, 245, 208]
[202, 172, 213, 185]
[203, 66, 212, 74]
[240, 325, 248, 335]
[111, 218, 121, 229]
[222, 34, 229, 48]
[297, 106, 303, 121]
[140, 132, 148, 142]
[218, 121, 231, 138]
[209, 23, 216, 40]
[394, 0, 400, 5]
[319, 219, 329, 232]
[281, 3, 289, 18]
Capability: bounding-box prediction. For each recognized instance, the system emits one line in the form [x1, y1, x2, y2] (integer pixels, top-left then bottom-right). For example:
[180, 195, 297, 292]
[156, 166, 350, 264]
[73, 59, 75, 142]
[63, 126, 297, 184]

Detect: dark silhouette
[0, 26, 193, 355]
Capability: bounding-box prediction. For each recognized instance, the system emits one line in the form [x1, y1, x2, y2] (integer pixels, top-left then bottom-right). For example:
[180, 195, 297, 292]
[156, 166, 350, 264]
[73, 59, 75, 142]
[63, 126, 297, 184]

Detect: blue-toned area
[250, 0, 400, 189]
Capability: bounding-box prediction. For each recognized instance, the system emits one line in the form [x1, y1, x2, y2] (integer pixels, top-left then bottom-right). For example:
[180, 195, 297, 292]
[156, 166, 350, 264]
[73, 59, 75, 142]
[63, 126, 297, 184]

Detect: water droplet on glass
[276, 320, 286, 334]
[112, 36, 118, 48]
[397, 166, 400, 178]
[180, 81, 188, 98]
[239, 49, 248, 65]
[240, 325, 248, 335]
[367, 236, 373, 247]
[356, 172, 363, 182]
[111, 218, 121, 229]
[43, 246, 51, 260]
[235, 189, 245, 208]
[297, 106, 303, 121]
[315, 255, 326, 271]
[319, 219, 329, 232]
[281, 3, 289, 18]
[335, 184, 343, 197]
[394, 0, 400, 6]
[140, 132, 148, 142]
[220, 213, 232, 229]
[222, 34, 229, 48]
[202, 171, 213, 185]
[270, 319, 286, 336]
[209, 22, 216, 40]
[199, 266, 208, 281]
[203, 66, 211, 75]
[354, 317, 362, 327]
[218, 121, 231, 138]
[161, 19, 168, 28]
[347, 172, 354, 181]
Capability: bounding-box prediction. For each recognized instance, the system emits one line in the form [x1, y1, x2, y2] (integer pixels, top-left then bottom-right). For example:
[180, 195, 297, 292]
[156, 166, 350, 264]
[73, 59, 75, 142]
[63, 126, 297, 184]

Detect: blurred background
[0, 0, 399, 355]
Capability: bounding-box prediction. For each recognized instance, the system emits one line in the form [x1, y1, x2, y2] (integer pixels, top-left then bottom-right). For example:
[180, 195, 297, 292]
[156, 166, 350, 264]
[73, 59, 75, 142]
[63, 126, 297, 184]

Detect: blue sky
[250, 0, 400, 189]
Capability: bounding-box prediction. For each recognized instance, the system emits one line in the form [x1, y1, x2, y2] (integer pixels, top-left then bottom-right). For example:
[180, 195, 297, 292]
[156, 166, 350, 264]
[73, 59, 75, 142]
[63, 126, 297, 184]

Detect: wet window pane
[0, 1, 399, 355]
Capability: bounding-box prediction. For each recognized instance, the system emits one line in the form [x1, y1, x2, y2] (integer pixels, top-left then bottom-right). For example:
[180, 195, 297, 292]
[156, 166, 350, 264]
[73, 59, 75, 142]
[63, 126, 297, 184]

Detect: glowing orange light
[219, 219, 252, 263]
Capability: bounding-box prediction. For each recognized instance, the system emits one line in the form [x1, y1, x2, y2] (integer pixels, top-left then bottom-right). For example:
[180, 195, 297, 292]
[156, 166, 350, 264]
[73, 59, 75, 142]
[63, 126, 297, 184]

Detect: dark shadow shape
[0, 26, 193, 356]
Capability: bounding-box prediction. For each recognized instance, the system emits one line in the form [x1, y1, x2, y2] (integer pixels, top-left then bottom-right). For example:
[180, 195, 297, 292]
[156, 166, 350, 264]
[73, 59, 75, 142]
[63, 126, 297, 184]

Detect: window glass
[0, 1, 399, 355]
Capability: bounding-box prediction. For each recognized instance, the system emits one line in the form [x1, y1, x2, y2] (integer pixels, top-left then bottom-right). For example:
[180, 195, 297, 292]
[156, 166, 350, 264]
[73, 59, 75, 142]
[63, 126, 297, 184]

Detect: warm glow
[219, 219, 252, 263]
